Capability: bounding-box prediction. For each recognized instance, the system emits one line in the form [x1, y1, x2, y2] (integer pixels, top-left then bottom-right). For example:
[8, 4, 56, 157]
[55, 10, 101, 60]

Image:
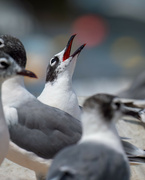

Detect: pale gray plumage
[46, 93, 131, 180]
[9, 98, 81, 159]
[0, 34, 82, 159]
[47, 143, 129, 180]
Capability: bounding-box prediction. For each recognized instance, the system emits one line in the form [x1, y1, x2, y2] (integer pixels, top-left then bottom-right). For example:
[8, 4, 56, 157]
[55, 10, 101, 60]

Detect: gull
[46, 93, 133, 180]
[38, 34, 85, 120]
[0, 51, 36, 165]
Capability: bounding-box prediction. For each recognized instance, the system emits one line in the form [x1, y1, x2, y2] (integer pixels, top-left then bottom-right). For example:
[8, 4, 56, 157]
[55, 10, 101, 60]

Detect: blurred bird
[0, 51, 36, 165]
[38, 34, 85, 120]
[0, 35, 82, 180]
[118, 71, 145, 99]
[114, 97, 145, 122]
[46, 94, 133, 180]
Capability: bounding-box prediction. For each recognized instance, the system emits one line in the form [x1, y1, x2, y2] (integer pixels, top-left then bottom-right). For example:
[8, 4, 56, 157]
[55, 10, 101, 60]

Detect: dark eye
[0, 60, 9, 69]
[0, 38, 4, 48]
[114, 102, 121, 110]
[50, 57, 59, 66]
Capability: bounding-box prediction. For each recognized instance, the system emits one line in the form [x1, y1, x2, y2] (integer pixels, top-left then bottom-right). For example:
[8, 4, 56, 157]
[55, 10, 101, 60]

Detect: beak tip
[82, 43, 86, 49]
[31, 74, 38, 79]
[17, 70, 38, 79]
[72, 33, 77, 37]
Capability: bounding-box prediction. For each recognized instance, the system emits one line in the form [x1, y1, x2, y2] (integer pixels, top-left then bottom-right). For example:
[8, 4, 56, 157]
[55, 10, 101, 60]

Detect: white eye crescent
[50, 57, 59, 66]
[0, 38, 4, 48]
[112, 101, 121, 110]
[0, 58, 9, 69]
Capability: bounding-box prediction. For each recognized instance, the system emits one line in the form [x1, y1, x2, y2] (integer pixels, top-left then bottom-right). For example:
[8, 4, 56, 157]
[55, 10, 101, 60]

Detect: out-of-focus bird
[118, 71, 145, 99]
[46, 93, 134, 180]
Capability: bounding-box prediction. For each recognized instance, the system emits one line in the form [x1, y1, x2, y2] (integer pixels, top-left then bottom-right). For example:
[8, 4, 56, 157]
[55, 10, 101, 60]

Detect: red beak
[17, 69, 38, 78]
[63, 34, 76, 61]
[63, 34, 86, 61]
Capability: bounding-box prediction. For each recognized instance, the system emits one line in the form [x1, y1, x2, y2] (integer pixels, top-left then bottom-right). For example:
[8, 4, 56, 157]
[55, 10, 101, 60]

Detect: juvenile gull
[46, 94, 132, 180]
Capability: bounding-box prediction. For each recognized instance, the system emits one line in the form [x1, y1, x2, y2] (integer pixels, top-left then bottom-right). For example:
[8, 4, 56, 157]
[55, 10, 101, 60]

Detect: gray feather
[9, 98, 82, 159]
[122, 140, 145, 157]
[47, 142, 130, 180]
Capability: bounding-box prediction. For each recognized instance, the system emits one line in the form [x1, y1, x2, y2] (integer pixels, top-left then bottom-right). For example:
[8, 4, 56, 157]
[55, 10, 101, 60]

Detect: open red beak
[63, 34, 86, 61]
[17, 69, 38, 78]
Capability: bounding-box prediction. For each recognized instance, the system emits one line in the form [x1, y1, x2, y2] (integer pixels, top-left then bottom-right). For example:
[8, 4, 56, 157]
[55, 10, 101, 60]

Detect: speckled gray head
[46, 34, 86, 83]
[83, 93, 141, 122]
[0, 35, 27, 68]
[0, 51, 37, 82]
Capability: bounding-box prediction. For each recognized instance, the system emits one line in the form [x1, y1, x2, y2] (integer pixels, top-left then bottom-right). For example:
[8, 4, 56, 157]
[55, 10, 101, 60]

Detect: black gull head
[0, 35, 27, 68]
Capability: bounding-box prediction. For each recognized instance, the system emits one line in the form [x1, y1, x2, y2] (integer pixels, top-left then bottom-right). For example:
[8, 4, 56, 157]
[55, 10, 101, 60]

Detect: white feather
[80, 109, 126, 158]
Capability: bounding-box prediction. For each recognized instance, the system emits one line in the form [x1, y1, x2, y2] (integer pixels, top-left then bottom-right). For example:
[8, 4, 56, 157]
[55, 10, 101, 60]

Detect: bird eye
[113, 102, 121, 110]
[0, 58, 9, 69]
[0, 38, 4, 48]
[50, 57, 59, 66]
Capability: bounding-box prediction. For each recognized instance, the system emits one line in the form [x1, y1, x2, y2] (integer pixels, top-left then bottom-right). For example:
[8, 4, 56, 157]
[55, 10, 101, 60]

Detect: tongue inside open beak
[17, 69, 38, 78]
[63, 34, 86, 61]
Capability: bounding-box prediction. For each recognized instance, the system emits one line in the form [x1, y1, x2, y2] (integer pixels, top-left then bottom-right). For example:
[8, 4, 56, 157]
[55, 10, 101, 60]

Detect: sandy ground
[0, 159, 35, 180]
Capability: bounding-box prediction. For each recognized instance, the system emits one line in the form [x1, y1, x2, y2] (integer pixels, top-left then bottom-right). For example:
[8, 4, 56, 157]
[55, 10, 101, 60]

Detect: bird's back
[47, 142, 130, 180]
[9, 98, 82, 159]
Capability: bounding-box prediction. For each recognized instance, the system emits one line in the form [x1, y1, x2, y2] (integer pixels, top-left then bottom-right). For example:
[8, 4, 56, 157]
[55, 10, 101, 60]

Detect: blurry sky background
[1, 0, 145, 96]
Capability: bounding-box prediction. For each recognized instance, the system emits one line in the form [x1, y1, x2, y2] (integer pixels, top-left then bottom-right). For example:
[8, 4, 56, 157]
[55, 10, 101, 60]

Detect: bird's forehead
[113, 97, 121, 103]
[55, 49, 65, 61]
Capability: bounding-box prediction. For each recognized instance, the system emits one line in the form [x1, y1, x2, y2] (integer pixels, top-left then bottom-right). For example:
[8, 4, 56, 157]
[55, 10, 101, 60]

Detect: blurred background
[1, 0, 145, 96]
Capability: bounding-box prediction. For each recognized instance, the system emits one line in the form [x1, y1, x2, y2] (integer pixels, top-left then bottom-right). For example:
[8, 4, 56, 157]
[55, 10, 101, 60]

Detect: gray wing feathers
[128, 156, 145, 164]
[9, 99, 82, 159]
[122, 141, 145, 165]
[47, 143, 130, 180]
[122, 140, 145, 157]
